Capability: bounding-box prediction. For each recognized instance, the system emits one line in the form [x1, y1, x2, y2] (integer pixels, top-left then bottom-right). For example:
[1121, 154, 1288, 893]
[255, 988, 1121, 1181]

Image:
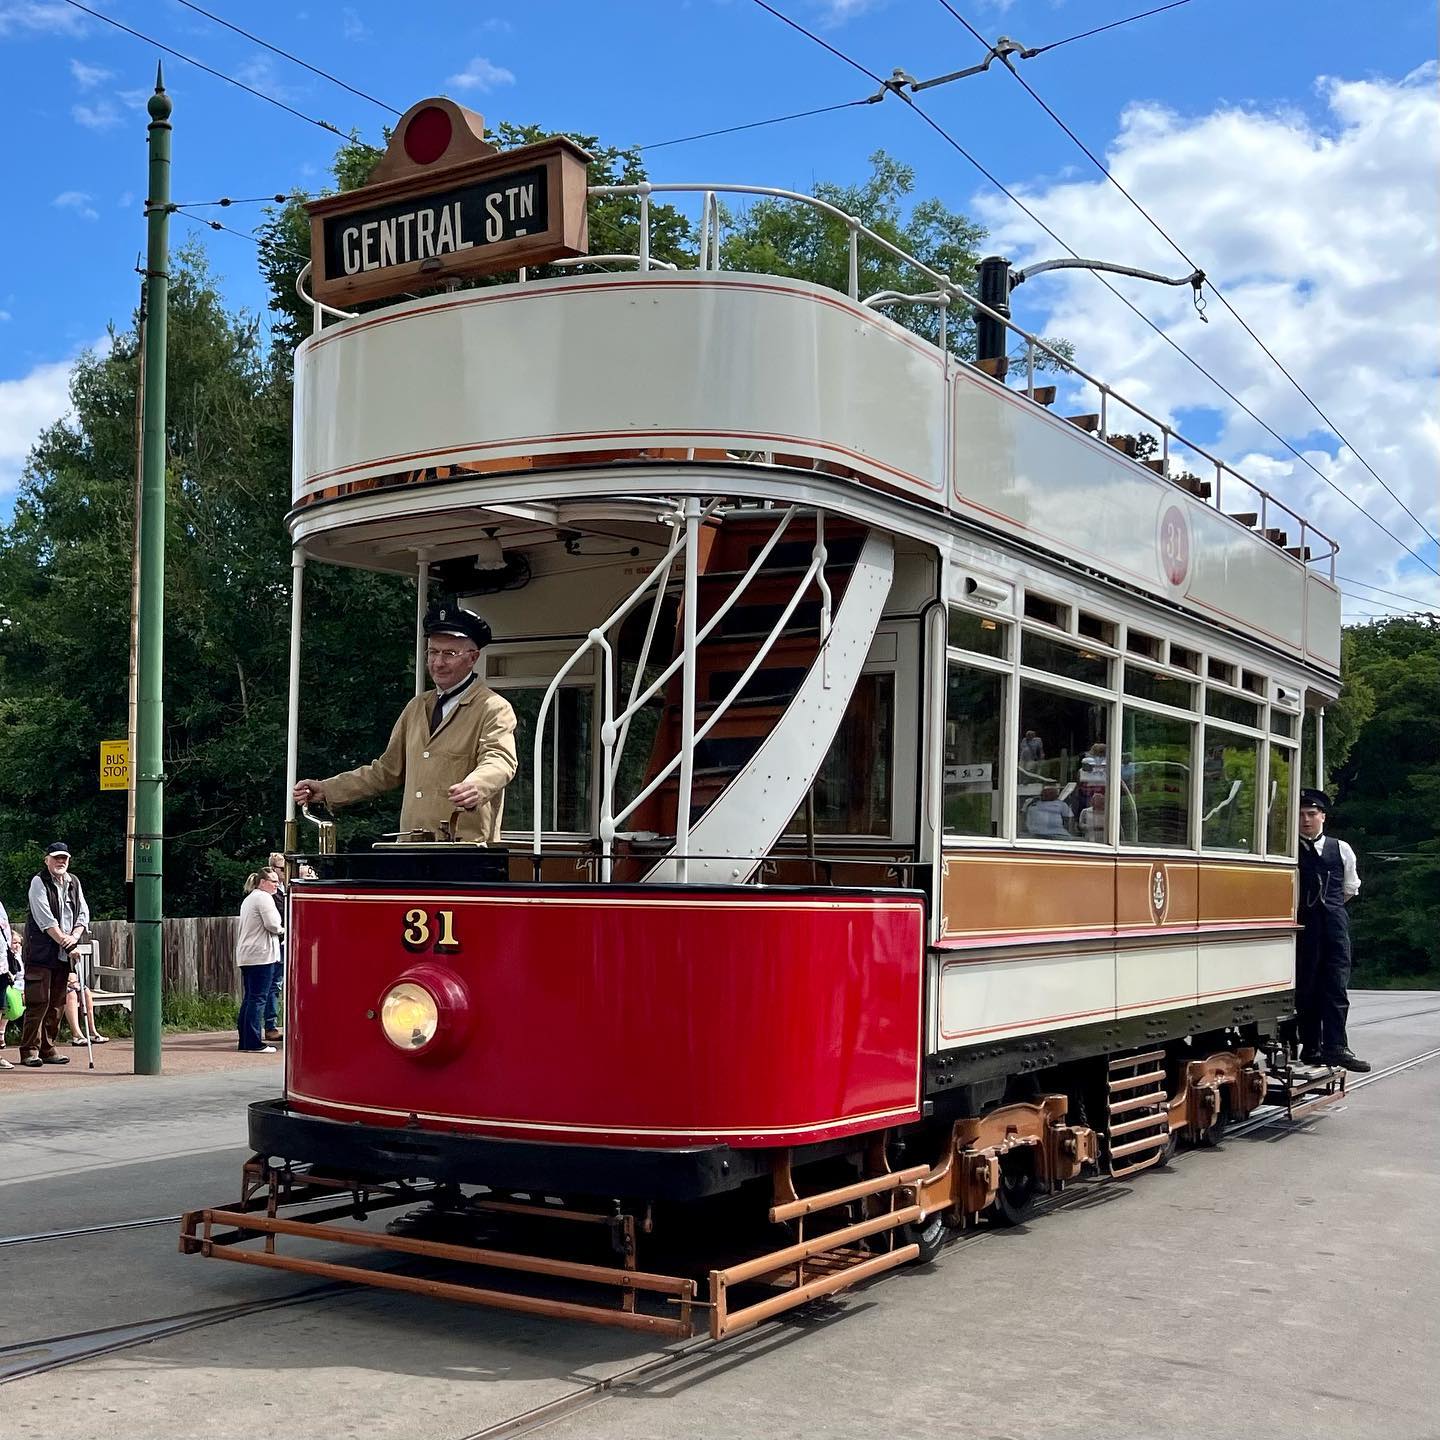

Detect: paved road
[0, 993, 1435, 1440]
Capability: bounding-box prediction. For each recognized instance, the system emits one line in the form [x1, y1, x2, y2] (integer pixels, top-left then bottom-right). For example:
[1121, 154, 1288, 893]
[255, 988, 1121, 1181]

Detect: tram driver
[293, 605, 518, 844]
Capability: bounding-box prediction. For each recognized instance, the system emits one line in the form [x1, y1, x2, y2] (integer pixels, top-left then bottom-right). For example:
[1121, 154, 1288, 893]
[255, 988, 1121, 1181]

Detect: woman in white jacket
[236, 869, 283, 1054]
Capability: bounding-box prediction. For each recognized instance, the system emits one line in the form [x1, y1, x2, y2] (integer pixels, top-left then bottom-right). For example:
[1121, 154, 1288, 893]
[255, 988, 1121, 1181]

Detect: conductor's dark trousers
[1296, 837, 1352, 1055]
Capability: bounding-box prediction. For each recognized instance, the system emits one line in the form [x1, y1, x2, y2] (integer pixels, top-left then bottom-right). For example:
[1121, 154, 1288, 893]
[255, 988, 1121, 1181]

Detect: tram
[182, 99, 1347, 1338]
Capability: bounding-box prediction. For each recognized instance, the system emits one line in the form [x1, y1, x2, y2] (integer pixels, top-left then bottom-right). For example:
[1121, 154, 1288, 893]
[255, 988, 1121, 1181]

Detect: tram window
[499, 685, 593, 834]
[1242, 669, 1266, 696]
[1077, 611, 1117, 647]
[1127, 629, 1162, 660]
[1267, 743, 1296, 855]
[1124, 665, 1195, 711]
[1023, 592, 1068, 629]
[1270, 710, 1297, 739]
[1016, 682, 1109, 843]
[947, 608, 1009, 659]
[1168, 644, 1200, 673]
[1207, 657, 1238, 686]
[1205, 689, 1262, 728]
[787, 673, 894, 835]
[1200, 726, 1258, 852]
[944, 662, 1004, 837]
[1021, 632, 1110, 689]
[1119, 709, 1193, 848]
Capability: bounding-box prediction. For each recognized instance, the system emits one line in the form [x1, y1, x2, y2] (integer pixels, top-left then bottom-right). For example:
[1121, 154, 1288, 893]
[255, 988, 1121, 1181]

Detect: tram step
[1229, 512, 1259, 526]
[1066, 413, 1100, 433]
[1104, 1051, 1173, 1179]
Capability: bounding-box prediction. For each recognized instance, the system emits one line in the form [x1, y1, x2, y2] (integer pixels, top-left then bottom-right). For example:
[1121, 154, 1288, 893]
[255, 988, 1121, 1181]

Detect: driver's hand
[448, 779, 482, 810]
[294, 779, 325, 805]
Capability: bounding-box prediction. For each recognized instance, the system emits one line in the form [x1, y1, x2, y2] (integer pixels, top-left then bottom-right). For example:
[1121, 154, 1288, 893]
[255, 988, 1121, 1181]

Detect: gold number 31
[401, 908, 460, 952]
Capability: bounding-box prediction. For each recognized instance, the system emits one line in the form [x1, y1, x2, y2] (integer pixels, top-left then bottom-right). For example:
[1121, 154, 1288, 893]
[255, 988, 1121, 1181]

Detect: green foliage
[720, 150, 987, 360]
[1333, 616, 1440, 987]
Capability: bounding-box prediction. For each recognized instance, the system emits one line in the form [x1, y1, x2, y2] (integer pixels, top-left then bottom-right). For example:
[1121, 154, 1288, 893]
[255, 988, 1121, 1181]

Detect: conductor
[1295, 787, 1369, 1072]
[294, 604, 518, 843]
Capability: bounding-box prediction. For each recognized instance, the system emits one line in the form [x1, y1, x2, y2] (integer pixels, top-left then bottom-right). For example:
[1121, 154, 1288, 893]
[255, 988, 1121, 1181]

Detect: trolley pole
[133, 65, 172, 1076]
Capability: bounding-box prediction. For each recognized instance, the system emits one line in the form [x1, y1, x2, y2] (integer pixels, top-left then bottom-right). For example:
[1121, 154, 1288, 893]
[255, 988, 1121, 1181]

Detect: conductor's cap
[423, 604, 491, 650]
[1299, 788, 1330, 813]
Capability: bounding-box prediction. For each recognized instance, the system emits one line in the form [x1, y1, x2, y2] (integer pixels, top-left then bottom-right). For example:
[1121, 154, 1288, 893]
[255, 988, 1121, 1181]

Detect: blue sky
[1, 0, 1436, 615]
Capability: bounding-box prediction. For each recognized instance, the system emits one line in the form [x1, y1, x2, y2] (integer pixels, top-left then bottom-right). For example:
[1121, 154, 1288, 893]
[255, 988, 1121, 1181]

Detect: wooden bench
[74, 943, 135, 1014]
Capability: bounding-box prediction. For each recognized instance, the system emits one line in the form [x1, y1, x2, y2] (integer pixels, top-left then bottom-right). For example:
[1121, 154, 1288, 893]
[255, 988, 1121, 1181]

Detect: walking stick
[72, 942, 95, 1070]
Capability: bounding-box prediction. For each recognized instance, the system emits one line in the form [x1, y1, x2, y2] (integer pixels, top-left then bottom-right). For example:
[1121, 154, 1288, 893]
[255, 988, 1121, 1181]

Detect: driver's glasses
[426, 647, 471, 661]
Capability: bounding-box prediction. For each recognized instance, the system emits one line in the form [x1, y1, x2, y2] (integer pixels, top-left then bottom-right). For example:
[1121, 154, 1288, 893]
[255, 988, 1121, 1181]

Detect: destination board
[306, 101, 589, 307]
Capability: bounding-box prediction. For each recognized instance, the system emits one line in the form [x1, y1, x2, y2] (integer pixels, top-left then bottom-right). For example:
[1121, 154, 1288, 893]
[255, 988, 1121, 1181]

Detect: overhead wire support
[932, 0, 1440, 553]
[749, 0, 1440, 578]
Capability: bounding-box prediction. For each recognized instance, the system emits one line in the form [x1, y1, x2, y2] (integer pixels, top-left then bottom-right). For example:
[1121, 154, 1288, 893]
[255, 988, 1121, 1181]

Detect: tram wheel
[902, 1211, 946, 1264]
[990, 1156, 1037, 1227]
[1196, 1103, 1229, 1149]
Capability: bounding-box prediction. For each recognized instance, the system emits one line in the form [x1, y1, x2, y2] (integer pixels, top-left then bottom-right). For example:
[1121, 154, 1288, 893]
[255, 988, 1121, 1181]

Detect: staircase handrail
[531, 499, 717, 861]
[606, 524, 830, 847]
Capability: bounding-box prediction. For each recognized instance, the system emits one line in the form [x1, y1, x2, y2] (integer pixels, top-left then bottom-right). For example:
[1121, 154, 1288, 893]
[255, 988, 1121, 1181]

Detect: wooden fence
[89, 917, 242, 998]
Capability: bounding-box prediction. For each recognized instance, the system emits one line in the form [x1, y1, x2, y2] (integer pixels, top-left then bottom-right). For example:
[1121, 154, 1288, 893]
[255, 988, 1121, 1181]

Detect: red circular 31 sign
[1158, 504, 1190, 588]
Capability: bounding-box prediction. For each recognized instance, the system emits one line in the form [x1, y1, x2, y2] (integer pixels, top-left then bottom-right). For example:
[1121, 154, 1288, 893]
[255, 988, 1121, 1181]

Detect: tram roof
[287, 184, 1342, 679]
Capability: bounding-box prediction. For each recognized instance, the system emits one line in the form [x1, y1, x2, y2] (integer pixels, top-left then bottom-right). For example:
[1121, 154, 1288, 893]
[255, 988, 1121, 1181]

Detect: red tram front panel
[285, 886, 925, 1148]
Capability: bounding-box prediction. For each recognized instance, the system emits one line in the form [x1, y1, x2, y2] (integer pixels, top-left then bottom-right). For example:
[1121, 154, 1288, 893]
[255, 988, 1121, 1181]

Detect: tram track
[2, 1035, 1434, 1412]
[458, 1036, 1440, 1440]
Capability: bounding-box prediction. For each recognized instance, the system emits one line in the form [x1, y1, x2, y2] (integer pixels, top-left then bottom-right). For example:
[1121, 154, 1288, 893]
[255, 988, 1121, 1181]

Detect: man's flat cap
[423, 604, 492, 649]
[45, 840, 71, 856]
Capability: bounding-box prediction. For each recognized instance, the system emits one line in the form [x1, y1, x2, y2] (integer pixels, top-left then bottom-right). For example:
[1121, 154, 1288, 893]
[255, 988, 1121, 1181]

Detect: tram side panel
[283, 884, 926, 1153]
[933, 851, 1297, 1058]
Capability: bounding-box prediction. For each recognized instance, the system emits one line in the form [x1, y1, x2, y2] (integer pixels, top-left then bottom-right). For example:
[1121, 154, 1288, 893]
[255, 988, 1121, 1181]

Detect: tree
[1332, 616, 1440, 987]
[720, 150, 986, 359]
[0, 247, 413, 919]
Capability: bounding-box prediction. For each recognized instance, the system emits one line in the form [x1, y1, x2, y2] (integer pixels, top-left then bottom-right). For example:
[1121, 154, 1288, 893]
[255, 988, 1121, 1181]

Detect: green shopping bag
[2, 980, 22, 1021]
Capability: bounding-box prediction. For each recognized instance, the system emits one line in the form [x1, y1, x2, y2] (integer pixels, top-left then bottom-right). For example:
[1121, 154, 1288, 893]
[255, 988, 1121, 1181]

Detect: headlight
[380, 981, 439, 1051]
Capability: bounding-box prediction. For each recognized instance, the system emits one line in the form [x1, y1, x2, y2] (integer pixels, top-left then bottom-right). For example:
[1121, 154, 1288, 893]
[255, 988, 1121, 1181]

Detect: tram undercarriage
[180, 1026, 1344, 1339]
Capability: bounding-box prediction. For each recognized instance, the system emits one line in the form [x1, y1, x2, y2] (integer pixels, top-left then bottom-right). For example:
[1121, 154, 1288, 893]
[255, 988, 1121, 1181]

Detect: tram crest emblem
[1149, 863, 1170, 924]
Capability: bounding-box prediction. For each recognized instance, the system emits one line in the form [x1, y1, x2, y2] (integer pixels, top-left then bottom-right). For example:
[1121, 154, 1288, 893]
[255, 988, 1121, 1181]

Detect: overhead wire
[747, 1, 1440, 579]
[172, 0, 403, 117]
[1334, 573, 1439, 607]
[1023, 1, 1196, 57]
[61, 0, 374, 148]
[1335, 588, 1423, 616]
[935, 0, 1440, 553]
[636, 97, 876, 152]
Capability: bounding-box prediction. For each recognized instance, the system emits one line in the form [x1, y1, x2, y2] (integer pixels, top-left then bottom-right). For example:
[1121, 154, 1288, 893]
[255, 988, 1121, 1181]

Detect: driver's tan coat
[320, 681, 517, 843]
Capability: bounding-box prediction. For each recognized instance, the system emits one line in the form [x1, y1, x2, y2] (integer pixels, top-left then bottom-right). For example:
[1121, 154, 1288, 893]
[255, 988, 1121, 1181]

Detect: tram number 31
[401, 909, 461, 953]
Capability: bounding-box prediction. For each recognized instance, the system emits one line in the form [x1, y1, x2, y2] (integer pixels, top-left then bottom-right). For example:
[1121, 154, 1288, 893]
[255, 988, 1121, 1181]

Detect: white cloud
[0, 351, 88, 496]
[72, 100, 120, 130]
[0, 2, 83, 36]
[341, 6, 368, 40]
[234, 54, 291, 101]
[480, 17, 513, 33]
[970, 63, 1440, 619]
[52, 190, 98, 220]
[69, 57, 111, 87]
[446, 56, 515, 92]
[0, 311, 11, 323]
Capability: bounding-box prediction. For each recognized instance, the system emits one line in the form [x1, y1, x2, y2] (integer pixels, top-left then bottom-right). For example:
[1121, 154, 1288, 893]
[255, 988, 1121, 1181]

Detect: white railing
[531, 502, 836, 879]
[580, 182, 1337, 577]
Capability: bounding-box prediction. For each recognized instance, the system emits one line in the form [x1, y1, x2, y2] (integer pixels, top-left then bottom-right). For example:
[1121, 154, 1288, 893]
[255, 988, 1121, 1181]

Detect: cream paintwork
[293, 271, 948, 504]
[1198, 934, 1295, 1004]
[1116, 941, 1200, 1017]
[938, 949, 1116, 1045]
[293, 272, 1338, 672]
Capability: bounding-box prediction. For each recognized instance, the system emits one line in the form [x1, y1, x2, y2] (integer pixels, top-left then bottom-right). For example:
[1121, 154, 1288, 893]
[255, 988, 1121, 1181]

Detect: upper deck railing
[296, 180, 1338, 578]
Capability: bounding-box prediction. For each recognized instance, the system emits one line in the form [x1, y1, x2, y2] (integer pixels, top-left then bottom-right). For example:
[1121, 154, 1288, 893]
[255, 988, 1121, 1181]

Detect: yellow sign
[99, 739, 130, 791]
